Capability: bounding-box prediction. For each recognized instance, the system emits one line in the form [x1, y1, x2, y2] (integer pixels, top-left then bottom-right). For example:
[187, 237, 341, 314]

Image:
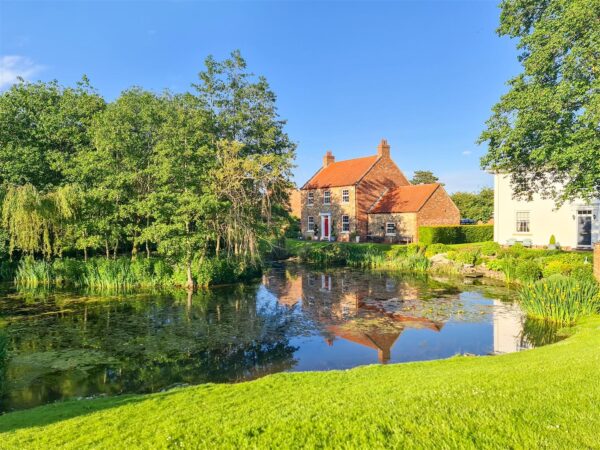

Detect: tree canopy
[0, 52, 296, 287]
[451, 187, 494, 222]
[410, 170, 442, 185]
[479, 0, 600, 203]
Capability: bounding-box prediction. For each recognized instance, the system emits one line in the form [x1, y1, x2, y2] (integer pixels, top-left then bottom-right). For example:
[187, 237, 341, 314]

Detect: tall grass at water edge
[519, 275, 600, 324]
[296, 243, 430, 272]
[14, 256, 261, 290]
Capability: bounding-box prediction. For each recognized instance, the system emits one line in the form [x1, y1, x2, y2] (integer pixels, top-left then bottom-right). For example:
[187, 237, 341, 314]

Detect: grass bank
[1, 317, 599, 448]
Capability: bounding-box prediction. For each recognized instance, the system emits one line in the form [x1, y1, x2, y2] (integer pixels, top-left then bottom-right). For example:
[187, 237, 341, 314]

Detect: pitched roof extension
[370, 183, 441, 214]
[302, 155, 379, 189]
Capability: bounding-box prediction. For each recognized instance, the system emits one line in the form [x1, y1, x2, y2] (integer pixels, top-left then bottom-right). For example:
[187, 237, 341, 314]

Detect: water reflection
[0, 264, 559, 413]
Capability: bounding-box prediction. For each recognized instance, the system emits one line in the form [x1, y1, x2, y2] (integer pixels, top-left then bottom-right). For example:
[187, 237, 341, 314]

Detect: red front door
[323, 216, 329, 238]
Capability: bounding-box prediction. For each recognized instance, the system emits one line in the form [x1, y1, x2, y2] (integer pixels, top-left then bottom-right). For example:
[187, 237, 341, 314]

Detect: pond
[0, 263, 560, 413]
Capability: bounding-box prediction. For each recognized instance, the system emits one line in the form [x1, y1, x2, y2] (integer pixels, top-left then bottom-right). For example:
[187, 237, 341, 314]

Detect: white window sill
[385, 233, 397, 237]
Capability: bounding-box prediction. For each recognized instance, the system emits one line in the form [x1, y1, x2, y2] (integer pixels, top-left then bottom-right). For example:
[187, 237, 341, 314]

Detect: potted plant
[548, 234, 557, 250]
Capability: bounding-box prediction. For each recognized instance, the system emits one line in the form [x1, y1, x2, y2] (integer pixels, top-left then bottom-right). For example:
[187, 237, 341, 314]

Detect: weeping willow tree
[1, 184, 79, 259]
[208, 140, 291, 261]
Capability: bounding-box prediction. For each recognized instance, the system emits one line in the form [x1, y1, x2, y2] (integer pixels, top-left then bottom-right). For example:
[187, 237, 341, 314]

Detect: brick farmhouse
[298, 139, 460, 242]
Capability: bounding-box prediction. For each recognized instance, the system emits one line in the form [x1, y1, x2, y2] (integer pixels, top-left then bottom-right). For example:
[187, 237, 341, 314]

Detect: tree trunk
[131, 241, 137, 260]
[185, 262, 195, 291]
[145, 240, 150, 258]
[105, 240, 110, 259]
[113, 241, 118, 259]
[83, 247, 88, 262]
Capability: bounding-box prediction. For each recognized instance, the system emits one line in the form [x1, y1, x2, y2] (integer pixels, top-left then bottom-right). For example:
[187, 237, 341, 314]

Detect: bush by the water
[14, 256, 260, 290]
[418, 225, 493, 245]
[519, 276, 600, 324]
[295, 243, 430, 272]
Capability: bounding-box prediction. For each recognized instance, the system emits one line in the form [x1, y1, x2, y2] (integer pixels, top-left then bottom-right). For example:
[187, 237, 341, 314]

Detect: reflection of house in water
[326, 324, 400, 363]
[265, 269, 445, 363]
[493, 300, 530, 353]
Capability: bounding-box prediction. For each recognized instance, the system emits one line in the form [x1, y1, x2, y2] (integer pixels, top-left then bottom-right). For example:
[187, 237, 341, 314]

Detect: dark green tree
[480, 0, 600, 203]
[410, 170, 442, 185]
[451, 187, 494, 222]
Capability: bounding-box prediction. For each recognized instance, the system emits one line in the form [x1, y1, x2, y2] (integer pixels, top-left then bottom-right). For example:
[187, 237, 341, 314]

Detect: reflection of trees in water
[0, 328, 7, 396]
[2, 285, 298, 410]
[520, 318, 562, 348]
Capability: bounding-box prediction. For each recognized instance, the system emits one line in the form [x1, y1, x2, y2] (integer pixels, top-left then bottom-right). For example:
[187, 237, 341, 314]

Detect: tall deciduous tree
[480, 0, 600, 203]
[451, 187, 494, 222]
[0, 77, 105, 191]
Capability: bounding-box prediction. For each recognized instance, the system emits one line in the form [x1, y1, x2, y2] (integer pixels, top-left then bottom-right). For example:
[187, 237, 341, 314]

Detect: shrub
[453, 249, 481, 265]
[515, 260, 542, 283]
[406, 243, 427, 256]
[480, 241, 501, 257]
[485, 257, 518, 283]
[549, 234, 556, 245]
[418, 225, 493, 245]
[399, 255, 431, 272]
[425, 243, 450, 258]
[519, 276, 600, 324]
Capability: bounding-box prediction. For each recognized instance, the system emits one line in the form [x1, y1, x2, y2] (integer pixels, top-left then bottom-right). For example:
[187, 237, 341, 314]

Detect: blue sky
[0, 1, 520, 192]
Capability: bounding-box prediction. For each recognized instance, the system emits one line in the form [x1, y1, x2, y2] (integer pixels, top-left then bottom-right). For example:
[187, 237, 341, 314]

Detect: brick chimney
[323, 150, 335, 168]
[377, 139, 390, 158]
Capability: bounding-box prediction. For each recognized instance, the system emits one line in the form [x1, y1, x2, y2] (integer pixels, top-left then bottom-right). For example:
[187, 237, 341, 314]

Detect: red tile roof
[370, 183, 440, 213]
[302, 155, 379, 189]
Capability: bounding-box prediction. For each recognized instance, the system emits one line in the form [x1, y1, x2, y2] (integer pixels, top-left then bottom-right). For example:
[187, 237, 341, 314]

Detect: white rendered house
[494, 174, 600, 249]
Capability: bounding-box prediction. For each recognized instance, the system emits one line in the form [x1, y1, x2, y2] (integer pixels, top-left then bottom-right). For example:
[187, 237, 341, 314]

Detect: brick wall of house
[356, 157, 411, 236]
[300, 186, 357, 241]
[416, 186, 461, 239]
[368, 213, 417, 243]
[595, 243, 600, 282]
[288, 189, 302, 218]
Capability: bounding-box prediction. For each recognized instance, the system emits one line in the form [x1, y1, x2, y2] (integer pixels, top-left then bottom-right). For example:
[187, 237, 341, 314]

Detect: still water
[0, 263, 558, 412]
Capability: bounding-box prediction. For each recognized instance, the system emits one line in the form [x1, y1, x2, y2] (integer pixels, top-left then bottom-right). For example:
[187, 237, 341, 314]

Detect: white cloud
[462, 150, 472, 156]
[0, 55, 43, 89]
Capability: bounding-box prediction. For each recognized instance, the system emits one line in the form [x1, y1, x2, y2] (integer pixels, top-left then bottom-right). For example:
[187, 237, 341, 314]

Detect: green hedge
[418, 225, 494, 245]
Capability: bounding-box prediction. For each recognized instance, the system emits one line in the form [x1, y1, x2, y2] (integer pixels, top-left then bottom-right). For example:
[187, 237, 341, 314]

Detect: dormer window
[323, 191, 331, 205]
[307, 191, 314, 206]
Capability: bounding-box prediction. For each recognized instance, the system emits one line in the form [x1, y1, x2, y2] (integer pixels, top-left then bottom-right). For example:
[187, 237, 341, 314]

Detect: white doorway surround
[319, 213, 331, 241]
[577, 209, 593, 248]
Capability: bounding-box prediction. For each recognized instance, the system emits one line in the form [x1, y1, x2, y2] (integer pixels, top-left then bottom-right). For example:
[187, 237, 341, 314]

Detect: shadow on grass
[0, 391, 167, 434]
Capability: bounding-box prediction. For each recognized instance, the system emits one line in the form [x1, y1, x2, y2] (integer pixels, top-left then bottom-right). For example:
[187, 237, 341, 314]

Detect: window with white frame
[323, 191, 331, 205]
[342, 189, 350, 203]
[386, 222, 396, 235]
[307, 216, 314, 232]
[342, 215, 350, 232]
[516, 211, 530, 233]
[307, 191, 314, 206]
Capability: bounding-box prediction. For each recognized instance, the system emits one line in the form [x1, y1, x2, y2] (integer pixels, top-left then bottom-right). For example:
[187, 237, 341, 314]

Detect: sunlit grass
[1, 317, 599, 448]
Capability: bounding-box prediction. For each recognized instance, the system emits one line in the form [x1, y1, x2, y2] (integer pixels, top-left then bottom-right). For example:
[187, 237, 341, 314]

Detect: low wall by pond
[595, 243, 600, 282]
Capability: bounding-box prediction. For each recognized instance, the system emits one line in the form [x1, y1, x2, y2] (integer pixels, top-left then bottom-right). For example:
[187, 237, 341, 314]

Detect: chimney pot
[323, 150, 335, 168]
[377, 139, 390, 158]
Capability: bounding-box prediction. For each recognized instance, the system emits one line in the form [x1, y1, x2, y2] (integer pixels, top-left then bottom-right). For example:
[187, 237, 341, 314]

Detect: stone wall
[595, 242, 600, 282]
[300, 186, 357, 241]
[368, 212, 417, 243]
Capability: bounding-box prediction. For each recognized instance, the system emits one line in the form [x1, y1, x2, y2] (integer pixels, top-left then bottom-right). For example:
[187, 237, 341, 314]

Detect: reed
[519, 275, 600, 324]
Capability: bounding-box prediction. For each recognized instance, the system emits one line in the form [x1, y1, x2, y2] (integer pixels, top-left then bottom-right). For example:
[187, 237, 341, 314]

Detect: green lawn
[1, 317, 599, 449]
